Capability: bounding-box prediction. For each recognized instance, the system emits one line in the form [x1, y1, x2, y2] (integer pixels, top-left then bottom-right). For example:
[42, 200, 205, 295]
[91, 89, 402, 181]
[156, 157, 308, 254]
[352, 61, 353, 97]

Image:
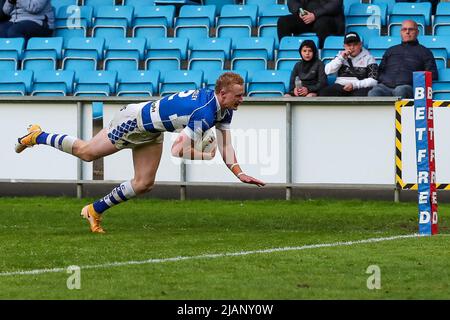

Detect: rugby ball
[195, 128, 216, 153]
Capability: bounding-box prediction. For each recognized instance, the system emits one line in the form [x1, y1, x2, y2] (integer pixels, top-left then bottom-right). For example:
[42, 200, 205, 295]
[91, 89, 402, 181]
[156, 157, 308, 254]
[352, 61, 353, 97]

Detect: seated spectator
[0, 0, 9, 22]
[286, 40, 327, 97]
[320, 32, 378, 97]
[277, 0, 345, 48]
[0, 0, 54, 40]
[368, 20, 438, 99]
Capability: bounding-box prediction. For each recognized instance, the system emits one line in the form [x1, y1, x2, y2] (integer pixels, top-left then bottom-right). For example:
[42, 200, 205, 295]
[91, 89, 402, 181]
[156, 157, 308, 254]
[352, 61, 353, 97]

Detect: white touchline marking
[0, 233, 432, 277]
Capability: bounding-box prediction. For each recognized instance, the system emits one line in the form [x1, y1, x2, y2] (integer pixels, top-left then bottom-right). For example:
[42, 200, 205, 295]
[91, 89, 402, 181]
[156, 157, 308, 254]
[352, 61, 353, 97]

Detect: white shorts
[107, 102, 164, 150]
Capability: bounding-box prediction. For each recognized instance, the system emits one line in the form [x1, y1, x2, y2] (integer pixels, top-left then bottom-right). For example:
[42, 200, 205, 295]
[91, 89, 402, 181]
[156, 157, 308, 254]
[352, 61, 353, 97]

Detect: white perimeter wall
[1, 97, 448, 186]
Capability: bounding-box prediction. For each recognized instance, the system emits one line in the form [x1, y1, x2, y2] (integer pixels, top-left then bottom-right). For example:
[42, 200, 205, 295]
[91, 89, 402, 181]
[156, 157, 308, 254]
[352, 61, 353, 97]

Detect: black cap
[344, 32, 361, 44]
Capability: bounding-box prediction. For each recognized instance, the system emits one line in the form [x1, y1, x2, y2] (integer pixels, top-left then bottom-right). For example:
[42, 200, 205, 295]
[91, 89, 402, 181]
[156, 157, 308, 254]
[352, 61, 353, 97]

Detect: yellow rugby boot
[15, 124, 42, 153]
[80, 204, 106, 234]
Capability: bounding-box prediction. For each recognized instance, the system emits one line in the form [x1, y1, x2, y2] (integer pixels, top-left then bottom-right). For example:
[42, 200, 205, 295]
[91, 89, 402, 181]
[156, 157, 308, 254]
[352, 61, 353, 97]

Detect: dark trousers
[0, 21, 53, 40]
[277, 14, 338, 48]
[319, 84, 370, 97]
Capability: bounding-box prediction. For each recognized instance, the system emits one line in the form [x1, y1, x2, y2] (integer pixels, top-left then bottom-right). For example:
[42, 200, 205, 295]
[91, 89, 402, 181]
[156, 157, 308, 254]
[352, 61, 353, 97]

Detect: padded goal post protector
[394, 99, 450, 190]
[413, 71, 438, 235]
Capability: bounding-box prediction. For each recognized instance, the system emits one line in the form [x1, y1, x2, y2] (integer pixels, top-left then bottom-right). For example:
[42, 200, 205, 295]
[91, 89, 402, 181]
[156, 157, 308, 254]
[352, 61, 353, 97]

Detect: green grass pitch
[0, 197, 449, 299]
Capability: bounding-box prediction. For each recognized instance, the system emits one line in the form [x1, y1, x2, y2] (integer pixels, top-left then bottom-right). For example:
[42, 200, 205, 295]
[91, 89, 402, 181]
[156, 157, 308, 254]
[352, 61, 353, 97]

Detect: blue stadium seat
[51, 0, 78, 13]
[418, 35, 449, 70]
[203, 0, 235, 16]
[83, 0, 114, 4]
[432, 91, 450, 100]
[55, 6, 93, 45]
[56, 6, 93, 29]
[437, 68, 450, 82]
[203, 69, 248, 91]
[432, 68, 450, 99]
[257, 4, 289, 48]
[0, 70, 33, 96]
[275, 36, 319, 70]
[247, 70, 290, 97]
[62, 37, 105, 71]
[123, 0, 156, 6]
[92, 6, 134, 45]
[432, 73, 450, 100]
[145, 37, 188, 79]
[74, 70, 117, 96]
[244, 0, 277, 11]
[433, 2, 450, 36]
[367, 36, 401, 64]
[388, 2, 431, 36]
[231, 37, 274, 81]
[345, 3, 385, 45]
[347, 3, 387, 26]
[83, 0, 115, 13]
[160, 70, 203, 96]
[31, 70, 75, 96]
[55, 29, 86, 48]
[345, 25, 380, 47]
[132, 5, 175, 42]
[117, 70, 160, 96]
[343, 0, 362, 16]
[327, 73, 337, 86]
[154, 0, 200, 4]
[174, 5, 216, 39]
[188, 37, 231, 71]
[0, 38, 25, 71]
[321, 36, 344, 65]
[371, 0, 395, 15]
[104, 37, 146, 73]
[216, 4, 258, 42]
[21, 37, 63, 72]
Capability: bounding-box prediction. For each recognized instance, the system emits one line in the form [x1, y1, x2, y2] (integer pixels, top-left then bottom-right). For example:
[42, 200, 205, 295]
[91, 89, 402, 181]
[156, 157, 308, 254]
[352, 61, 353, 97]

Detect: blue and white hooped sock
[93, 180, 136, 214]
[36, 132, 77, 154]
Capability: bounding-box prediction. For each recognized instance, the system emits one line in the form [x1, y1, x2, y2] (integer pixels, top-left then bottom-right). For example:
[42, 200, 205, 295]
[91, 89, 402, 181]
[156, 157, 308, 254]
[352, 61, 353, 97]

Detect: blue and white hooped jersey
[140, 88, 233, 139]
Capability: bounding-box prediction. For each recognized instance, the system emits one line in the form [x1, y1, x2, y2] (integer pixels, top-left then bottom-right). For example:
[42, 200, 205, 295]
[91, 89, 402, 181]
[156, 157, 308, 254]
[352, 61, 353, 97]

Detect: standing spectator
[277, 0, 345, 48]
[0, 0, 54, 40]
[286, 40, 327, 97]
[320, 32, 378, 97]
[368, 20, 438, 99]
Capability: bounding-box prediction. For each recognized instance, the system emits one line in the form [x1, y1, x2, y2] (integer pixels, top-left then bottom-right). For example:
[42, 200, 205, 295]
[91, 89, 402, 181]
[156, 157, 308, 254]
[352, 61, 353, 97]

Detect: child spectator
[286, 39, 327, 97]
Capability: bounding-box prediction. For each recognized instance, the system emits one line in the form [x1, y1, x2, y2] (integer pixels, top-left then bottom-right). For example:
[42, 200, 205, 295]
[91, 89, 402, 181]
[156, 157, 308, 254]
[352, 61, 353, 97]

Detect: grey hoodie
[3, 0, 54, 29]
[324, 48, 378, 90]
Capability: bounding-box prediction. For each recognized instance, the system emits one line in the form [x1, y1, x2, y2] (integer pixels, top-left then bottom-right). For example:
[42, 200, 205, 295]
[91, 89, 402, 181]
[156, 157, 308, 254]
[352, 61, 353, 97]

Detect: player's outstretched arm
[171, 131, 215, 160]
[216, 128, 266, 187]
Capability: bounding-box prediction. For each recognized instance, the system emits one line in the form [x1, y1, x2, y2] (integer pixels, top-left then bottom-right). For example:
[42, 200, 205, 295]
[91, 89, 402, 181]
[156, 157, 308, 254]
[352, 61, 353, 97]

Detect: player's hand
[343, 83, 353, 92]
[238, 174, 265, 187]
[301, 11, 315, 24]
[207, 147, 216, 159]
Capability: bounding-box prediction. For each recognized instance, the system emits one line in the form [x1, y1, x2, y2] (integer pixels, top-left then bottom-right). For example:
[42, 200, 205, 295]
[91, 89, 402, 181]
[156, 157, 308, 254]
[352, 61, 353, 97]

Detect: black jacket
[378, 40, 438, 88]
[0, 0, 9, 21]
[287, 0, 345, 35]
[288, 59, 327, 94]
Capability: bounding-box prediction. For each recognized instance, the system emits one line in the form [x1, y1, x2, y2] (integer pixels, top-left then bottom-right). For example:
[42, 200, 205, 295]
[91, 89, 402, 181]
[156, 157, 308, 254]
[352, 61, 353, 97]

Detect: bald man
[368, 20, 438, 99]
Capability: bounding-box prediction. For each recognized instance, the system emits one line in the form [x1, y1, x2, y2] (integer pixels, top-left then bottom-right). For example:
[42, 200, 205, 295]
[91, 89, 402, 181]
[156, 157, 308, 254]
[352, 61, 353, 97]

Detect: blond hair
[215, 72, 244, 94]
